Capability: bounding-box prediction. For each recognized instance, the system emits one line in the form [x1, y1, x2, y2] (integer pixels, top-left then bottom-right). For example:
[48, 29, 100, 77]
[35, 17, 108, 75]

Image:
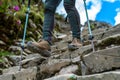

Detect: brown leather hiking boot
[33, 40, 50, 50]
[68, 38, 82, 50]
[27, 40, 51, 57]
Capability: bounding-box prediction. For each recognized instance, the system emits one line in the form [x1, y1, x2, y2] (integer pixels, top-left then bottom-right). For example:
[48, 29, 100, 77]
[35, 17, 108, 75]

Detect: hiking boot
[27, 40, 51, 57]
[68, 38, 82, 50]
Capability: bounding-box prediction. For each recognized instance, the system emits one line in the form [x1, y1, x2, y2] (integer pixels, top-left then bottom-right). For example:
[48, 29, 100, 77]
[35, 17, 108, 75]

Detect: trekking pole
[80, 26, 84, 44]
[19, 0, 31, 71]
[22, 0, 25, 4]
[83, 0, 95, 52]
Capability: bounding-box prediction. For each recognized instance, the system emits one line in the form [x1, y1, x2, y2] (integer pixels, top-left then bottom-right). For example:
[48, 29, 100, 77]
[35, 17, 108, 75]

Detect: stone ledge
[94, 27, 120, 40]
[45, 71, 120, 80]
[0, 66, 37, 80]
[83, 46, 120, 73]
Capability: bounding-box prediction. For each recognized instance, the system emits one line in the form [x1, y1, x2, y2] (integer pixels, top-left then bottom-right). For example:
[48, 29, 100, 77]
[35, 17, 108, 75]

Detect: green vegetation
[0, 51, 12, 62]
[0, 0, 63, 51]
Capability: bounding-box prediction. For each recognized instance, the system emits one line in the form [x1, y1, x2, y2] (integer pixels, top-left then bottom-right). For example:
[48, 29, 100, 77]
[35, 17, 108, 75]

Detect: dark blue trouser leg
[64, 0, 81, 39]
[43, 0, 61, 42]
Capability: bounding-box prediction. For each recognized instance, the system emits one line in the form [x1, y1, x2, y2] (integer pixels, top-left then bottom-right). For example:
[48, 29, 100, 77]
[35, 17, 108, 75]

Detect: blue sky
[56, 0, 120, 26]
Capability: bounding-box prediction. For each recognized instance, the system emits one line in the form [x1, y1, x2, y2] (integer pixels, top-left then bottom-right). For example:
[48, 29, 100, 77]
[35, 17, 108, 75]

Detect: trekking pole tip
[88, 34, 94, 40]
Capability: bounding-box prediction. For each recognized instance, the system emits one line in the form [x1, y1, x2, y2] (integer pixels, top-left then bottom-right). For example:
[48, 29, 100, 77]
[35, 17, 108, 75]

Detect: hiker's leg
[64, 0, 81, 39]
[26, 0, 62, 57]
[43, 0, 62, 43]
[64, 0, 82, 50]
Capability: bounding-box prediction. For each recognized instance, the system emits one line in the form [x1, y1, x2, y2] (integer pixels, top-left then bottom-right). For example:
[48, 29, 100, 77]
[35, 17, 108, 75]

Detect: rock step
[94, 27, 120, 40]
[0, 66, 37, 80]
[83, 27, 120, 41]
[51, 45, 92, 59]
[83, 46, 120, 74]
[45, 71, 120, 80]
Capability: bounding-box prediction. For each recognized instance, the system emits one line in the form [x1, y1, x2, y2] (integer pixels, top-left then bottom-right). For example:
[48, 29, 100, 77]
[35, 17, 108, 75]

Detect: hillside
[1, 0, 120, 80]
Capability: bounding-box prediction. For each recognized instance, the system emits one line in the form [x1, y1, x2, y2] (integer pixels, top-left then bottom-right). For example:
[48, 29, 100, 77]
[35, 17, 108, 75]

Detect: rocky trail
[0, 21, 120, 80]
[1, 0, 120, 80]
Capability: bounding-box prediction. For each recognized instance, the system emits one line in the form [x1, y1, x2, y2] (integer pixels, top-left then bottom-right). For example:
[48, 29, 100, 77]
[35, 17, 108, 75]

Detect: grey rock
[83, 46, 120, 73]
[71, 56, 81, 63]
[58, 65, 79, 75]
[80, 61, 87, 76]
[1, 56, 12, 68]
[9, 46, 21, 51]
[82, 26, 120, 41]
[0, 74, 13, 80]
[13, 67, 37, 80]
[92, 28, 106, 35]
[9, 55, 25, 66]
[40, 59, 71, 74]
[0, 40, 6, 45]
[22, 54, 46, 68]
[45, 74, 77, 80]
[2, 66, 37, 80]
[29, 19, 37, 29]
[52, 41, 68, 52]
[55, 33, 67, 39]
[114, 23, 120, 28]
[94, 27, 120, 40]
[3, 66, 22, 74]
[9, 46, 21, 54]
[77, 71, 120, 80]
[45, 71, 120, 80]
[59, 45, 92, 59]
[56, 20, 71, 32]
[96, 34, 120, 50]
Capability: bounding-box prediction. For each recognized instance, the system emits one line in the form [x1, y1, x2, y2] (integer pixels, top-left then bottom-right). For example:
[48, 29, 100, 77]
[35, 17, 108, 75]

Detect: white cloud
[56, 0, 102, 25]
[76, 0, 102, 24]
[114, 8, 120, 25]
[103, 0, 116, 3]
[103, 0, 120, 3]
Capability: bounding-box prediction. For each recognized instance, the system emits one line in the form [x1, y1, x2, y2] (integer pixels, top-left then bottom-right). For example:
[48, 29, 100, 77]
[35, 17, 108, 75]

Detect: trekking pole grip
[28, 0, 31, 8]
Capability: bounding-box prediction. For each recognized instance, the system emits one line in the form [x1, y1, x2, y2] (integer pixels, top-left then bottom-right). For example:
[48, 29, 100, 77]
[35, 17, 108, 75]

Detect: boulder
[0, 74, 13, 80]
[58, 64, 79, 75]
[8, 55, 25, 66]
[2, 66, 37, 80]
[9, 46, 21, 54]
[40, 59, 71, 74]
[83, 46, 120, 74]
[59, 45, 92, 59]
[21, 54, 46, 68]
[94, 27, 120, 40]
[45, 71, 120, 80]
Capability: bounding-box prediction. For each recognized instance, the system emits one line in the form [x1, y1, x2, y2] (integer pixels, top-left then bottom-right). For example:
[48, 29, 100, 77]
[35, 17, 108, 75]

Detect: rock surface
[0, 22, 120, 80]
[45, 71, 120, 80]
[0, 66, 37, 80]
[83, 46, 120, 74]
[40, 59, 71, 74]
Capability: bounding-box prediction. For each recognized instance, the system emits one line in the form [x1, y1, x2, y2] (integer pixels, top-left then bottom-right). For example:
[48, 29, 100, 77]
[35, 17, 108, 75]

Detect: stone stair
[0, 25, 120, 80]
